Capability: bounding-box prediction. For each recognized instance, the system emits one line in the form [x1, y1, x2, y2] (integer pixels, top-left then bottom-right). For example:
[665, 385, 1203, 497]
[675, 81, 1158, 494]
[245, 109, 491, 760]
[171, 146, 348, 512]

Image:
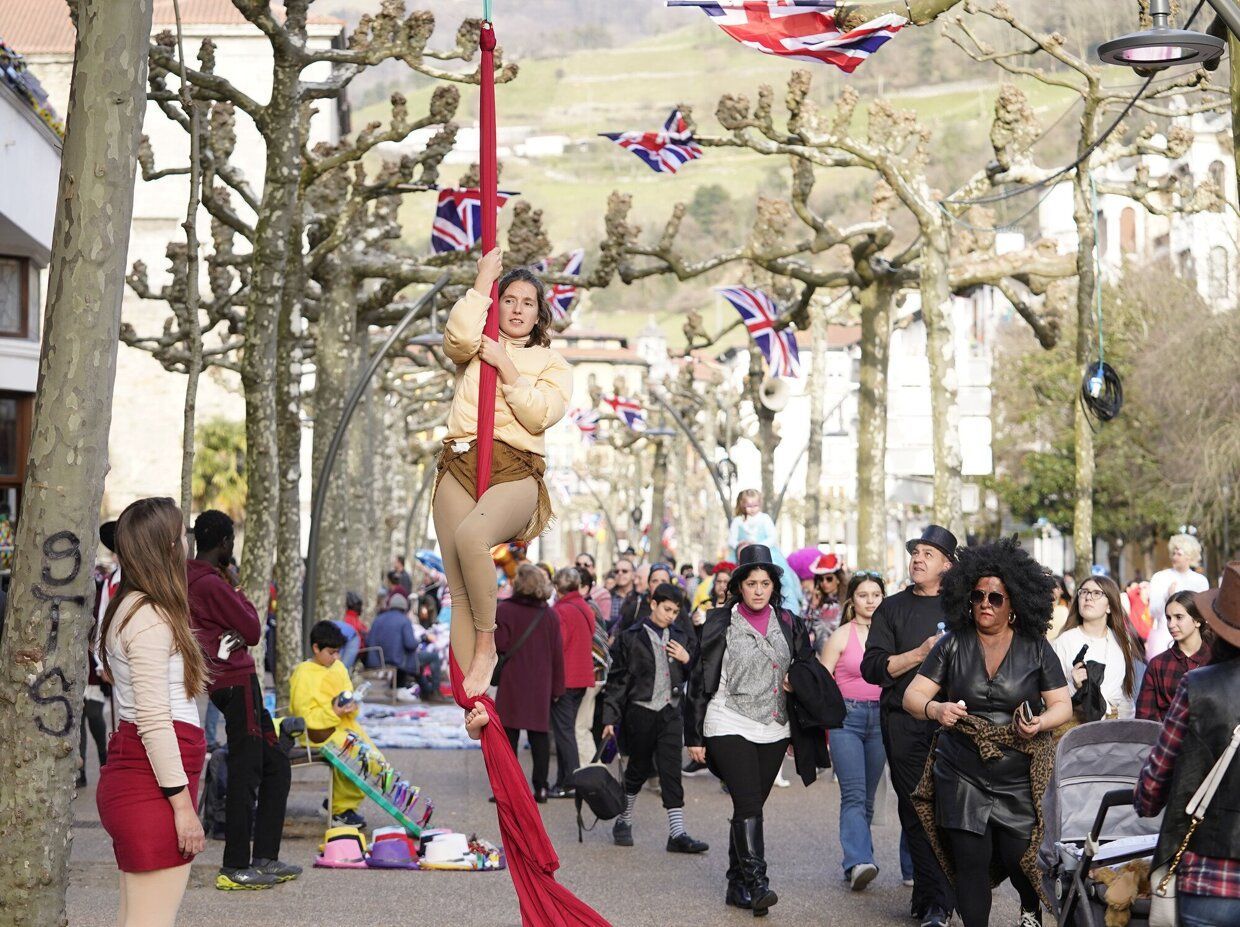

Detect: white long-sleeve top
[104, 594, 201, 788]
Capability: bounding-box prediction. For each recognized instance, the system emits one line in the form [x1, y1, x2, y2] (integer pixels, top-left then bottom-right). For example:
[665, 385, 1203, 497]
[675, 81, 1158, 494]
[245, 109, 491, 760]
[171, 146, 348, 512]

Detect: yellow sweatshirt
[289, 658, 369, 748]
[442, 289, 574, 455]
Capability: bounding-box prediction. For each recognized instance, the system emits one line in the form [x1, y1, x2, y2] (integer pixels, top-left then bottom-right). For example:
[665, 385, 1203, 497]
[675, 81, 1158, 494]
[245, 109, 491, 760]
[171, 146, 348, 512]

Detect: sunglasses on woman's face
[969, 590, 1007, 608]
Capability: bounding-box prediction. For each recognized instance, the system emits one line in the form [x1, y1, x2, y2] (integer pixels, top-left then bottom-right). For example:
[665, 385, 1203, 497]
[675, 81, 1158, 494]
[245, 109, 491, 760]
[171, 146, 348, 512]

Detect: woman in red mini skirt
[96, 497, 209, 926]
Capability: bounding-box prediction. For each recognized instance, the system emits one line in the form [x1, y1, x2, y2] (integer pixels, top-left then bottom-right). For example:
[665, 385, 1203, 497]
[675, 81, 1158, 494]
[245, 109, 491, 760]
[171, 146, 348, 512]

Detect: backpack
[571, 739, 626, 843]
[198, 747, 230, 841]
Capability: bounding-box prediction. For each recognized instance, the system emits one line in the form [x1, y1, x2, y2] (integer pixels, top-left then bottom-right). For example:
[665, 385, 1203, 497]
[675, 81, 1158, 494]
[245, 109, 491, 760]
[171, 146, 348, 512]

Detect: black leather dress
[918, 630, 1067, 838]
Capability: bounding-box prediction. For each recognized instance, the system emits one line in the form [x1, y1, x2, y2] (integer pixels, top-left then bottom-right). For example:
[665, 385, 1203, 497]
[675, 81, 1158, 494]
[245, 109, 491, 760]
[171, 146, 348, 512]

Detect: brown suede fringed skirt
[435, 438, 553, 543]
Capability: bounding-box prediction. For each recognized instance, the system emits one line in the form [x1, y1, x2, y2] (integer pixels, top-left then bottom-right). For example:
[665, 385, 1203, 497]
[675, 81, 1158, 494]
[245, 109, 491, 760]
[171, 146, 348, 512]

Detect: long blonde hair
[99, 497, 208, 696]
[734, 488, 762, 517]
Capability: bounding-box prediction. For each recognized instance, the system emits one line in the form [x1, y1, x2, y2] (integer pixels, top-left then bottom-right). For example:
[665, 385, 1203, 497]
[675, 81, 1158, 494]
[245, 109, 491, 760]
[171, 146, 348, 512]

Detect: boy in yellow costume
[290, 621, 379, 828]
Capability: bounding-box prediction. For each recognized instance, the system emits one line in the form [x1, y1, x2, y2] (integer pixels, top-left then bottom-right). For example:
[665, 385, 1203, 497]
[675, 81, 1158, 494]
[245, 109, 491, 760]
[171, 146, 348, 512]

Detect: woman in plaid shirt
[1135, 563, 1240, 927]
[1135, 590, 1213, 722]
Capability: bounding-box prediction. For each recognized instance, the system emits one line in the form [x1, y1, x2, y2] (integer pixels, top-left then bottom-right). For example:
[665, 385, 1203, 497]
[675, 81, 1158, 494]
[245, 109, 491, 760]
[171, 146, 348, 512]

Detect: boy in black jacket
[601, 583, 708, 854]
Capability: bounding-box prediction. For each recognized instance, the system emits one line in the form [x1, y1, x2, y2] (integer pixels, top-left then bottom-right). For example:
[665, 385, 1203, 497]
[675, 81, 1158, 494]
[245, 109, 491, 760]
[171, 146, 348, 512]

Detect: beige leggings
[117, 864, 191, 927]
[432, 472, 538, 670]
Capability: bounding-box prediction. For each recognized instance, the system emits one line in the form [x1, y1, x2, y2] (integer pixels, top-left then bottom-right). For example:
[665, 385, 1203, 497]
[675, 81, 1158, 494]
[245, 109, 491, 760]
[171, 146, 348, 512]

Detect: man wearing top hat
[861, 525, 957, 927]
[1135, 561, 1240, 926]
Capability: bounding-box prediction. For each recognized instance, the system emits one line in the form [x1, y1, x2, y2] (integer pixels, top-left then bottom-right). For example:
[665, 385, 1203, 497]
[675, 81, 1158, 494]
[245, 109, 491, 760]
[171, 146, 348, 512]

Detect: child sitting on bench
[290, 621, 379, 829]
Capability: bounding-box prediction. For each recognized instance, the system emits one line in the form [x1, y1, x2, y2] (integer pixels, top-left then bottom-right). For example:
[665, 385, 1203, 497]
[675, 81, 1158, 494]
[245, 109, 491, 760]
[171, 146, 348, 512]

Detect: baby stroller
[1039, 720, 1164, 927]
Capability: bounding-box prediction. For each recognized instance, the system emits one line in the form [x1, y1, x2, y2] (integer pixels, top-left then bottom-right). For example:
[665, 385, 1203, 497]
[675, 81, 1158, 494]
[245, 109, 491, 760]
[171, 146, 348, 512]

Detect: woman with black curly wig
[902, 538, 1072, 927]
[684, 544, 812, 917]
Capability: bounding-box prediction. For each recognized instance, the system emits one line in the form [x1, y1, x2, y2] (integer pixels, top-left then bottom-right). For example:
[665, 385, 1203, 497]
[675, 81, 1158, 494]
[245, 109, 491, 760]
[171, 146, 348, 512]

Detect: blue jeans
[900, 832, 914, 881]
[1180, 893, 1236, 927]
[832, 699, 886, 873]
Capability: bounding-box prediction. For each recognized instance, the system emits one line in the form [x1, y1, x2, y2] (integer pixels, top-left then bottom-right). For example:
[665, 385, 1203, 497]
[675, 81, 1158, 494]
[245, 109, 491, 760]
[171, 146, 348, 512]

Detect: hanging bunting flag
[569, 407, 600, 444]
[667, 1, 906, 73]
[534, 249, 586, 323]
[603, 395, 648, 432]
[600, 109, 704, 174]
[717, 285, 802, 378]
[430, 187, 517, 254]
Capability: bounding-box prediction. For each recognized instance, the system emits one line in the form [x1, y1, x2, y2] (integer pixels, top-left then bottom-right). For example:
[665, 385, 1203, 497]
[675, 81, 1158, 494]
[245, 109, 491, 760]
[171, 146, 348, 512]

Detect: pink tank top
[835, 623, 882, 701]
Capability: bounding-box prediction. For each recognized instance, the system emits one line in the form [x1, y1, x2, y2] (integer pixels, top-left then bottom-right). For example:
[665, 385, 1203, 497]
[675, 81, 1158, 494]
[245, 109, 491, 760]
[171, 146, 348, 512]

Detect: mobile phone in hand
[1016, 701, 1035, 726]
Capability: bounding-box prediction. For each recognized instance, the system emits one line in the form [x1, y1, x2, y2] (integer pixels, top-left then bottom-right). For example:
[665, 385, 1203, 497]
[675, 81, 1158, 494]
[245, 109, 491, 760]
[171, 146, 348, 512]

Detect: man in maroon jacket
[189, 510, 298, 890]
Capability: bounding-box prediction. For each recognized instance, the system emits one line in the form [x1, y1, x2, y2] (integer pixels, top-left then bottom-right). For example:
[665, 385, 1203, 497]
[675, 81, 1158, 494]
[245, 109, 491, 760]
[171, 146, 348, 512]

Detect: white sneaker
[1018, 909, 1041, 927]
[849, 863, 878, 891]
[394, 687, 419, 703]
[773, 769, 791, 788]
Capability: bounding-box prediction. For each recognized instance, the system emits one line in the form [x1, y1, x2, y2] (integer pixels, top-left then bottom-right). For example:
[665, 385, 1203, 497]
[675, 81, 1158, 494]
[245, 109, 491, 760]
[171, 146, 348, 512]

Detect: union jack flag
[569, 407, 600, 444]
[717, 285, 802, 378]
[534, 249, 586, 323]
[604, 396, 647, 432]
[667, 1, 906, 73]
[431, 188, 517, 254]
[600, 110, 704, 174]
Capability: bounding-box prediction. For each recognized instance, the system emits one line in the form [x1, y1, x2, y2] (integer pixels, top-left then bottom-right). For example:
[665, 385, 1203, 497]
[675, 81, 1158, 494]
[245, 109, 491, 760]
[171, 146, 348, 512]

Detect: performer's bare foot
[463, 631, 498, 698]
[465, 706, 490, 740]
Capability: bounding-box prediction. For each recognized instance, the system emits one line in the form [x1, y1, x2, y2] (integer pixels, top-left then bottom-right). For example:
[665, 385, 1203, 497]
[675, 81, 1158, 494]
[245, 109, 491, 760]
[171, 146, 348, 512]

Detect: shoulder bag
[1149, 722, 1240, 927]
[491, 605, 549, 688]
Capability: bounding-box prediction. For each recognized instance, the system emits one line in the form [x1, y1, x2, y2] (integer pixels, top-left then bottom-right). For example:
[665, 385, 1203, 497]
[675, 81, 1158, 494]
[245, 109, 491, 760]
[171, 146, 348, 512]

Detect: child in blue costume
[728, 488, 803, 615]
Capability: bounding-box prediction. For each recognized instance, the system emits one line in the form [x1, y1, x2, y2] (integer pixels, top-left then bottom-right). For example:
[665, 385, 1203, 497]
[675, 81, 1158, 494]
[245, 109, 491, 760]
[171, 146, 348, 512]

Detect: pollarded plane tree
[122, 2, 512, 661]
[943, 0, 1228, 577]
[612, 80, 1075, 567]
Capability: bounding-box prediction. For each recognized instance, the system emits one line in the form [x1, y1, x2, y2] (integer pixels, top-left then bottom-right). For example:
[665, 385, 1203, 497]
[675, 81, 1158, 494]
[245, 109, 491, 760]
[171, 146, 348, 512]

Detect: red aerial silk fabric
[474, 22, 501, 500]
[450, 654, 611, 926]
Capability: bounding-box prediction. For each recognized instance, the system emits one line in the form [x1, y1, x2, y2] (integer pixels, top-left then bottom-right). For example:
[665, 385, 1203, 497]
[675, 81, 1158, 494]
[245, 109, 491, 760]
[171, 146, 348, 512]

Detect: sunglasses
[969, 590, 1008, 608]
[853, 570, 883, 580]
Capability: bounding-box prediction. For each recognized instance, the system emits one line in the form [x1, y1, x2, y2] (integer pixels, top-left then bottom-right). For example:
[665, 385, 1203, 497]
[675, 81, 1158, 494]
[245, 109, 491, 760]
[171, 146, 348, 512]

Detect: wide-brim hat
[731, 544, 783, 586]
[315, 831, 368, 869]
[905, 525, 959, 561]
[421, 832, 472, 866]
[1196, 561, 1240, 647]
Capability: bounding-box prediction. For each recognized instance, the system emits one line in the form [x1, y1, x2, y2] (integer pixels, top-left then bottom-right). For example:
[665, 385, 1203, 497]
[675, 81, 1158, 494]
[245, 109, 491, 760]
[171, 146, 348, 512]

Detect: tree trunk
[361, 383, 386, 607]
[344, 372, 373, 601]
[856, 279, 895, 571]
[0, 1, 154, 921]
[310, 270, 356, 624]
[749, 345, 776, 506]
[273, 202, 306, 699]
[920, 229, 965, 539]
[238, 65, 301, 624]
[1071, 149, 1098, 581]
[1068, 101, 1104, 582]
[804, 301, 828, 541]
[650, 436, 669, 560]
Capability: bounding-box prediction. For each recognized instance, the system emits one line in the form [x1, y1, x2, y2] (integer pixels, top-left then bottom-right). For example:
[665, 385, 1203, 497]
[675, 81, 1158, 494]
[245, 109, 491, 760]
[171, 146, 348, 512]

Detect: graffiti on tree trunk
[27, 531, 85, 736]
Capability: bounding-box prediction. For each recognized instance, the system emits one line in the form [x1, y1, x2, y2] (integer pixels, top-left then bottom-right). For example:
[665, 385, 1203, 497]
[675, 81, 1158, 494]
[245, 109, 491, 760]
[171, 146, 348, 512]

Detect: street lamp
[1098, 0, 1225, 73]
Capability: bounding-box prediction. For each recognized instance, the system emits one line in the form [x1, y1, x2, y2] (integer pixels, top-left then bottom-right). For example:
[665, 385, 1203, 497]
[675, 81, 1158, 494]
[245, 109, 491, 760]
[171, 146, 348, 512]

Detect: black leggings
[945, 824, 1040, 926]
[705, 735, 788, 819]
[505, 728, 550, 791]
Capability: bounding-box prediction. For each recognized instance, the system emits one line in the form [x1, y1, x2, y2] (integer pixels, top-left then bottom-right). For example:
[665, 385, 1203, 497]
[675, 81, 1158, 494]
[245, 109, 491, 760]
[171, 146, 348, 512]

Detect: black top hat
[905, 525, 958, 561]
[732, 543, 783, 581]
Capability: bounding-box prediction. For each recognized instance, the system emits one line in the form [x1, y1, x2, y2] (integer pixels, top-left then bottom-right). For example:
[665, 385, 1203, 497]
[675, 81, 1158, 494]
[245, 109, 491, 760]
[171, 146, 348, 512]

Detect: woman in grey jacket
[685, 544, 812, 917]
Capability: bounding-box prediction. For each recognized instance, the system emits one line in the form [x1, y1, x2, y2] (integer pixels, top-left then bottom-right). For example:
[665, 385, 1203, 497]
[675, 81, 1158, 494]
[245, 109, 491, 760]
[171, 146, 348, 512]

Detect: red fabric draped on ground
[449, 653, 611, 926]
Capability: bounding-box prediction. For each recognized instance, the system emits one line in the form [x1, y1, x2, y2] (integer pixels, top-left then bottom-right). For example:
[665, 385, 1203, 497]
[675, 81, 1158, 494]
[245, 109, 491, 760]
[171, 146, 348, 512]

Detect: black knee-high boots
[729, 816, 777, 917]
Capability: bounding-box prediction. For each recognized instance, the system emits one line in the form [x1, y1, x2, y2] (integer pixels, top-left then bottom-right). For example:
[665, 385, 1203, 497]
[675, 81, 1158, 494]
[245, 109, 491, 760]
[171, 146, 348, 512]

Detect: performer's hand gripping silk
[433, 247, 573, 714]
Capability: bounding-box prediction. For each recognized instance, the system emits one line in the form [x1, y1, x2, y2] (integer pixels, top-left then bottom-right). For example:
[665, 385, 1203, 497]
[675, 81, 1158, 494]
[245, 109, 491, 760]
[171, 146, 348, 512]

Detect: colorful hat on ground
[315, 826, 368, 869]
[367, 837, 420, 870]
[419, 832, 472, 869]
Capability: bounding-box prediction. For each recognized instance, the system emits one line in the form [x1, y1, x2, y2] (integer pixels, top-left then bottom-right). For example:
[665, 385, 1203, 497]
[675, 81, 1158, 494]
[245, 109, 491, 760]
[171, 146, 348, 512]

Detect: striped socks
[667, 807, 686, 838]
[619, 792, 638, 825]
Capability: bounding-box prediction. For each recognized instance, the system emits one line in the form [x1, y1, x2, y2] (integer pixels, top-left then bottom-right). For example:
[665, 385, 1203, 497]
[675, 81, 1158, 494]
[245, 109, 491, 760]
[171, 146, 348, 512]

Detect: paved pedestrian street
[67, 745, 1021, 926]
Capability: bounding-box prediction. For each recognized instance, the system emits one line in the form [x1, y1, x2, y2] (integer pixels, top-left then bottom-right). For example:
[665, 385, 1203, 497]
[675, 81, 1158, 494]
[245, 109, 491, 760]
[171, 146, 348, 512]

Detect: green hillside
[356, 19, 1079, 341]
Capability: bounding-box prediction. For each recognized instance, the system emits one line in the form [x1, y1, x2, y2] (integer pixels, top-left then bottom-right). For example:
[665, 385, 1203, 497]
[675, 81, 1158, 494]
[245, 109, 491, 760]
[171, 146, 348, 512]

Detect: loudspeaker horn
[759, 377, 791, 412]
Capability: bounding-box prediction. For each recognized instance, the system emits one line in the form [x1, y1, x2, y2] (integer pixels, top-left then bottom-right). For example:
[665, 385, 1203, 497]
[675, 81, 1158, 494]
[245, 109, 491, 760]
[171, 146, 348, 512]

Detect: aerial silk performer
[432, 11, 611, 926]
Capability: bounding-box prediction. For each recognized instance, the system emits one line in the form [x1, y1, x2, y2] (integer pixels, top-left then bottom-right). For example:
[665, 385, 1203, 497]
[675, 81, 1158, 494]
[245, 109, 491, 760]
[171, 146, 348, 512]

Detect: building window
[1209, 160, 1227, 196]
[1119, 208, 1137, 255]
[1178, 250, 1197, 290]
[0, 392, 33, 518]
[1208, 246, 1230, 301]
[0, 258, 29, 338]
